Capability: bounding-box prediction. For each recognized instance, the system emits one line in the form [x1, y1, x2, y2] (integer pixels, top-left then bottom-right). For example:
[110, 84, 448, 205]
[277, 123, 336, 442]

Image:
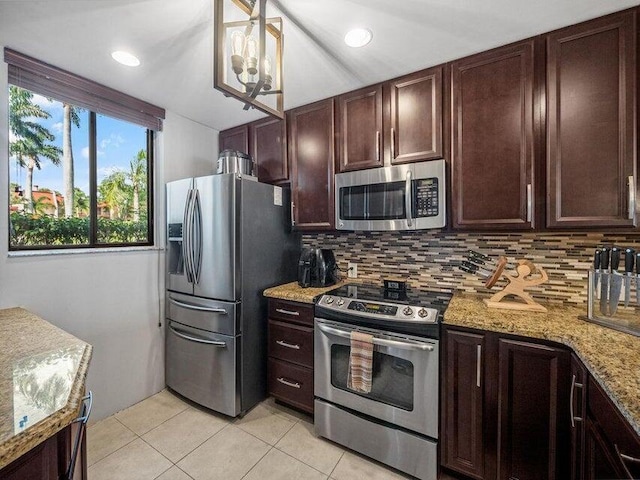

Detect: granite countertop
[0, 308, 92, 470]
[264, 280, 351, 304]
[445, 294, 640, 436]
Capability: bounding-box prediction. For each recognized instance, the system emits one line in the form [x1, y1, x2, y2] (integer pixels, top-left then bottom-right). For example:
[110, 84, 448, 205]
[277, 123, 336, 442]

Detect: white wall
[0, 59, 219, 420]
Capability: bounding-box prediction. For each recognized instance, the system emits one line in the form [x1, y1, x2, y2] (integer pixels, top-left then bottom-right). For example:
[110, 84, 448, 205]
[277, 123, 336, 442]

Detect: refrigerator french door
[165, 174, 298, 417]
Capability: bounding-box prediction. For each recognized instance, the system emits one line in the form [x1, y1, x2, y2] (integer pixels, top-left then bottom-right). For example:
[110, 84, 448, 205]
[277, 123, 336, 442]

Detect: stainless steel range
[314, 284, 451, 480]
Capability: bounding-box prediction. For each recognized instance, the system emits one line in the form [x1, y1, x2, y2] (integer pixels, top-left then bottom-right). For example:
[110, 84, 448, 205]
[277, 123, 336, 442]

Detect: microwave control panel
[414, 178, 439, 217]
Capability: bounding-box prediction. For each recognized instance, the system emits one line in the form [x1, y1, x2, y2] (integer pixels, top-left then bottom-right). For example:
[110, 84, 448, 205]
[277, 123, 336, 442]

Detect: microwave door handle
[405, 170, 413, 227]
[317, 324, 434, 352]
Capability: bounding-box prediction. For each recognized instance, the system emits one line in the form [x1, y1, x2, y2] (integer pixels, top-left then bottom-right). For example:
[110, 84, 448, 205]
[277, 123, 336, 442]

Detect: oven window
[340, 182, 406, 220]
[330, 345, 414, 411]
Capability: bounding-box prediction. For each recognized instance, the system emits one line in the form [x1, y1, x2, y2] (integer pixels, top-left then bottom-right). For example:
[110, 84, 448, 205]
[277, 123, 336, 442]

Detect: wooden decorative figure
[483, 257, 549, 312]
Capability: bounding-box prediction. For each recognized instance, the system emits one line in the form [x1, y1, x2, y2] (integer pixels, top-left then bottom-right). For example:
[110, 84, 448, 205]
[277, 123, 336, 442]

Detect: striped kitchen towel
[347, 331, 374, 393]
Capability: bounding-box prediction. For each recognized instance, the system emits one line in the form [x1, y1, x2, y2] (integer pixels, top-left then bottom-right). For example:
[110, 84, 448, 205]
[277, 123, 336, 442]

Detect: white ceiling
[0, 0, 638, 131]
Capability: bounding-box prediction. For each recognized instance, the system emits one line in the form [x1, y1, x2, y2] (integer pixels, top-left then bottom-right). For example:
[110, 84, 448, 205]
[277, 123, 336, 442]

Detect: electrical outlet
[348, 262, 358, 278]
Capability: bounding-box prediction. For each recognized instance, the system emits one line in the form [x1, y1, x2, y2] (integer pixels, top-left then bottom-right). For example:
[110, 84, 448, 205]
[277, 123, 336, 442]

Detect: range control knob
[402, 307, 414, 316]
[418, 308, 429, 318]
[325, 296, 334, 304]
[336, 299, 345, 306]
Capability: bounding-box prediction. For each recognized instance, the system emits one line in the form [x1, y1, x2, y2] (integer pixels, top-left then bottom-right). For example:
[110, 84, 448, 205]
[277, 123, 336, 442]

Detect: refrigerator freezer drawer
[166, 320, 240, 417]
[166, 292, 237, 336]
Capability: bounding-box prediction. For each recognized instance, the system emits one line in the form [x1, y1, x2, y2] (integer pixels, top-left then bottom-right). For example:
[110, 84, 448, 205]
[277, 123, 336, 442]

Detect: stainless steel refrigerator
[165, 173, 298, 417]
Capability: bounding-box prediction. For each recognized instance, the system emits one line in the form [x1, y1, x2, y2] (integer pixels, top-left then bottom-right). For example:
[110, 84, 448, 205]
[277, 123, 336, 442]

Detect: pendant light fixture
[214, 0, 284, 119]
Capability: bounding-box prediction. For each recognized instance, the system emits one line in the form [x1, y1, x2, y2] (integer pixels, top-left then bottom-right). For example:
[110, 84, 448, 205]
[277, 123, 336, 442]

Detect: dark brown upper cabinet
[288, 99, 336, 230]
[250, 116, 288, 184]
[386, 67, 443, 165]
[546, 10, 636, 229]
[451, 40, 536, 231]
[219, 124, 249, 155]
[336, 85, 384, 172]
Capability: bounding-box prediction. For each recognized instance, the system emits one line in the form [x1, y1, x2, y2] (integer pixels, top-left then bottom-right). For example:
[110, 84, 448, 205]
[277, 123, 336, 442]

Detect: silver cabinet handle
[476, 345, 482, 388]
[276, 340, 300, 350]
[615, 443, 640, 479]
[569, 374, 584, 428]
[291, 201, 296, 227]
[391, 127, 396, 159]
[66, 391, 93, 480]
[526, 183, 532, 223]
[376, 130, 381, 163]
[169, 325, 227, 347]
[276, 308, 300, 316]
[317, 323, 434, 352]
[405, 170, 413, 227]
[169, 297, 227, 314]
[277, 377, 301, 389]
[628, 176, 635, 220]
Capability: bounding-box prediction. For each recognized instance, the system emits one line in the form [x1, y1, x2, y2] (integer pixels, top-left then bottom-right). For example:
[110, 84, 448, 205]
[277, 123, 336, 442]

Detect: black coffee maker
[298, 248, 339, 288]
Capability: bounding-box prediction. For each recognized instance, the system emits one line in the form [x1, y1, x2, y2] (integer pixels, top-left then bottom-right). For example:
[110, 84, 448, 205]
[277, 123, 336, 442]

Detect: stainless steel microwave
[335, 160, 446, 231]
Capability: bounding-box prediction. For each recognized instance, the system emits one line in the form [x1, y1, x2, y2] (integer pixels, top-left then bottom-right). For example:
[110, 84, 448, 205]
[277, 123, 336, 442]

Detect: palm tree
[127, 150, 147, 222]
[8, 86, 61, 212]
[99, 171, 129, 219]
[73, 188, 89, 217]
[62, 104, 81, 218]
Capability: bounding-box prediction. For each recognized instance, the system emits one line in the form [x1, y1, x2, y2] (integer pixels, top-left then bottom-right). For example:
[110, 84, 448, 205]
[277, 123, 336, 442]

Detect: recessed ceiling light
[344, 28, 373, 48]
[111, 51, 140, 67]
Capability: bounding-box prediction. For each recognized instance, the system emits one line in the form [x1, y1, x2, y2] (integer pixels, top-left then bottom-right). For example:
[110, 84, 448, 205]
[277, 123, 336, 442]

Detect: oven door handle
[317, 324, 434, 352]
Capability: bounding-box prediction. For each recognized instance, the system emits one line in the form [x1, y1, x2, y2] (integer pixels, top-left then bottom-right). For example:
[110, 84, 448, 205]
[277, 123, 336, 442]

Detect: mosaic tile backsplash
[302, 231, 640, 306]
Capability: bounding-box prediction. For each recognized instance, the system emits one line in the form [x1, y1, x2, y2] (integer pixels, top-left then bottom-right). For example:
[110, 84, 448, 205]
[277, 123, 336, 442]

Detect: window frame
[5, 48, 163, 251]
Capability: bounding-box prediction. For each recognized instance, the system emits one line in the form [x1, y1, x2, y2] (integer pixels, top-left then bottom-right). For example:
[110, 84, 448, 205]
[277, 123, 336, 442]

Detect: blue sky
[9, 92, 147, 195]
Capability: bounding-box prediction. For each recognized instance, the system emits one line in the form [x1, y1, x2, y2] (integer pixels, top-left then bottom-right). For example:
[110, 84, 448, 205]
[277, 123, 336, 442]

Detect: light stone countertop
[0, 307, 92, 470]
[445, 294, 640, 436]
[263, 280, 351, 304]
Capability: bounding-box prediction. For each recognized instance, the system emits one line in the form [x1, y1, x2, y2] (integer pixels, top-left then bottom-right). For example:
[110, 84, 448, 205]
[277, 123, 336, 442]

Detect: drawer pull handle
[275, 308, 300, 316]
[277, 377, 301, 389]
[615, 443, 640, 479]
[276, 340, 300, 350]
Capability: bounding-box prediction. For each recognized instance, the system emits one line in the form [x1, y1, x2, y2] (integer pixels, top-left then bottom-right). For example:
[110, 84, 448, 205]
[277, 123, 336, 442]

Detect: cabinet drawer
[268, 358, 313, 413]
[268, 319, 313, 368]
[268, 299, 314, 326]
[588, 376, 640, 478]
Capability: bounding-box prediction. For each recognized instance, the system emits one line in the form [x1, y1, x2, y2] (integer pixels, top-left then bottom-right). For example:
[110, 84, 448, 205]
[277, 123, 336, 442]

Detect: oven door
[314, 318, 439, 439]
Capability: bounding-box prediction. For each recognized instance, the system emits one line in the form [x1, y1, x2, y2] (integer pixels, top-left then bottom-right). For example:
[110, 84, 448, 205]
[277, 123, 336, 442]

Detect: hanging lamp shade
[214, 0, 284, 119]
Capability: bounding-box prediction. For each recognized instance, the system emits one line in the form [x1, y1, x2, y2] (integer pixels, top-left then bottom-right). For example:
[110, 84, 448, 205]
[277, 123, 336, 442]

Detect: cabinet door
[584, 417, 627, 480]
[570, 353, 588, 480]
[336, 85, 383, 172]
[451, 40, 535, 230]
[442, 329, 485, 479]
[250, 116, 288, 184]
[219, 124, 249, 154]
[547, 10, 636, 228]
[288, 99, 336, 230]
[387, 67, 443, 165]
[497, 338, 570, 480]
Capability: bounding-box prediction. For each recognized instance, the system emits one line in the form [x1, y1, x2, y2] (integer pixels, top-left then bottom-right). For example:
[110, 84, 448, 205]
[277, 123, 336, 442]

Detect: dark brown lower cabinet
[442, 327, 570, 480]
[0, 422, 86, 480]
[496, 339, 570, 480]
[267, 298, 314, 414]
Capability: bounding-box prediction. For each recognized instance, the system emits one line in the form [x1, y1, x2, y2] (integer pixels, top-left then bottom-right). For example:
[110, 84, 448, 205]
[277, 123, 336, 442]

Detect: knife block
[584, 270, 640, 337]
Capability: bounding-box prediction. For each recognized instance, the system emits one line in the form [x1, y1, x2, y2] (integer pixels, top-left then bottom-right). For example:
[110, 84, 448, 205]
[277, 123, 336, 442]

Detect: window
[5, 48, 164, 250]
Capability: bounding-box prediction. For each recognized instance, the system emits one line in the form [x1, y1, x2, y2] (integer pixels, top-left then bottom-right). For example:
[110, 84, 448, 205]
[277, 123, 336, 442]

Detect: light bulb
[263, 55, 273, 91]
[245, 35, 258, 75]
[230, 31, 245, 74]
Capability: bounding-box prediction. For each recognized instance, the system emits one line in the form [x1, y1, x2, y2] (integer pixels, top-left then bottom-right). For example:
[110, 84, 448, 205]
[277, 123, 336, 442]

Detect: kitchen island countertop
[0, 307, 92, 470]
[445, 294, 640, 436]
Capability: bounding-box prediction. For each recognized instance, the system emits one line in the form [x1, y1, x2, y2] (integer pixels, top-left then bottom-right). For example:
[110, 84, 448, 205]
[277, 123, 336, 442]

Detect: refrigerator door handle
[168, 297, 228, 314]
[192, 188, 203, 284]
[182, 188, 194, 284]
[168, 325, 227, 347]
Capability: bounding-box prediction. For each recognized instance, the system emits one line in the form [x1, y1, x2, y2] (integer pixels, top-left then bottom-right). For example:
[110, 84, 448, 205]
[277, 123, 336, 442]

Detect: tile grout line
[272, 444, 338, 478]
[328, 450, 346, 478]
[240, 445, 275, 479]
[170, 422, 232, 465]
[86, 434, 140, 470]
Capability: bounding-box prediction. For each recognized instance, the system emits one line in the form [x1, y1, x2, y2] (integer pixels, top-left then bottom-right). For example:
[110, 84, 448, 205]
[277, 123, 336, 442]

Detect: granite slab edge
[0, 343, 93, 470]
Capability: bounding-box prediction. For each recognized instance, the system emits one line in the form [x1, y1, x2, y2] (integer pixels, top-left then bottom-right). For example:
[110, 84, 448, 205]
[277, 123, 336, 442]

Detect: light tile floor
[87, 389, 412, 480]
